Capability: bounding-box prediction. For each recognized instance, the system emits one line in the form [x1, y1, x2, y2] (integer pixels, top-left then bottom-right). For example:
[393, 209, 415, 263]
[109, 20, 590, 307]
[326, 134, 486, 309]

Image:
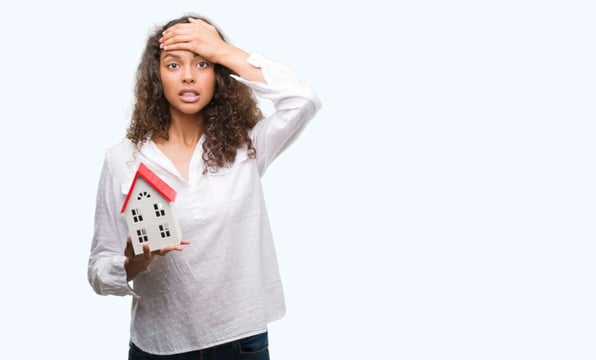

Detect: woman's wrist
[124, 256, 149, 281]
[217, 46, 265, 83]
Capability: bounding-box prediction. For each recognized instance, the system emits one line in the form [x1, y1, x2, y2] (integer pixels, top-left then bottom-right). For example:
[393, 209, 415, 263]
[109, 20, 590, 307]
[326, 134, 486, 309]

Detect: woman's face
[159, 49, 216, 117]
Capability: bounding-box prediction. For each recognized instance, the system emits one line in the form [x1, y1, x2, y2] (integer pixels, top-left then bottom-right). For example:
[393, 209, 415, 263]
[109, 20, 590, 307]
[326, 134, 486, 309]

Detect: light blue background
[0, 1, 594, 359]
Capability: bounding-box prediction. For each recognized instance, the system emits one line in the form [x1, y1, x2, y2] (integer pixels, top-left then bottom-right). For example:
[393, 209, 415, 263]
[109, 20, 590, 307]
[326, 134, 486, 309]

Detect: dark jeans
[128, 332, 269, 360]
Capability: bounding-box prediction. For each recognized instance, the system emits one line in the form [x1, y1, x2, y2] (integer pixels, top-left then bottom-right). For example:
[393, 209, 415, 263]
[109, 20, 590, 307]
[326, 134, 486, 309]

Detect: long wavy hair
[126, 15, 262, 173]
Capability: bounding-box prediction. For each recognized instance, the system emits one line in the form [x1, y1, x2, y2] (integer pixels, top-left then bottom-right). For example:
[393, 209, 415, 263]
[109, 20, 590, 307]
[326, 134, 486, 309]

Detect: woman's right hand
[124, 237, 190, 281]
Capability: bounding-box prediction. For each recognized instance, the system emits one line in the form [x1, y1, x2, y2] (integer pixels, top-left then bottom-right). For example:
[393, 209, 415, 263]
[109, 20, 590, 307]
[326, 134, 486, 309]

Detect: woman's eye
[166, 63, 179, 69]
[197, 61, 210, 68]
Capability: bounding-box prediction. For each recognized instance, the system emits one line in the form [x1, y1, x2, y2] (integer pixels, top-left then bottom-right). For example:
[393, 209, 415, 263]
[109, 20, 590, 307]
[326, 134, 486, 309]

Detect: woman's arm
[88, 159, 136, 296]
[89, 158, 190, 290]
[159, 18, 322, 174]
[234, 54, 322, 175]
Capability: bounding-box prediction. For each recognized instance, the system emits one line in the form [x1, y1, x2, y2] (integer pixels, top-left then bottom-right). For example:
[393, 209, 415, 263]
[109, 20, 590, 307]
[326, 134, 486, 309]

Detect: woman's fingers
[124, 236, 134, 258]
[142, 243, 152, 260]
[155, 240, 191, 256]
[159, 34, 194, 49]
[159, 20, 223, 60]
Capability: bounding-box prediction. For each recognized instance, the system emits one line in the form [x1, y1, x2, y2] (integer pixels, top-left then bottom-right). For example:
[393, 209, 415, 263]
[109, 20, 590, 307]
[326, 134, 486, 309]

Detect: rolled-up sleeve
[231, 53, 322, 175]
[88, 158, 137, 297]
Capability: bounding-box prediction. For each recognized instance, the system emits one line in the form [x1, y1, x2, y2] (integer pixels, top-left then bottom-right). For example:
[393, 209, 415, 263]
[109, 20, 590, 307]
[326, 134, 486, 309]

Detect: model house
[121, 163, 182, 255]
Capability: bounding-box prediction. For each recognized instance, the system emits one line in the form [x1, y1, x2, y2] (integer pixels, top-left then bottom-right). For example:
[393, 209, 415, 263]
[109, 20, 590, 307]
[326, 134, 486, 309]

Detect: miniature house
[121, 163, 182, 256]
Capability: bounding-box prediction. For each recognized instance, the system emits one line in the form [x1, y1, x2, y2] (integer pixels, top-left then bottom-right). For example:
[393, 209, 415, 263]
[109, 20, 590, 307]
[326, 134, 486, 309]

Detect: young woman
[88, 14, 321, 360]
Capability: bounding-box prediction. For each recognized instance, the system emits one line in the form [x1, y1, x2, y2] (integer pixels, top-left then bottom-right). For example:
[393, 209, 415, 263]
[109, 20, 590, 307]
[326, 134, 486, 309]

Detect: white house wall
[123, 178, 182, 255]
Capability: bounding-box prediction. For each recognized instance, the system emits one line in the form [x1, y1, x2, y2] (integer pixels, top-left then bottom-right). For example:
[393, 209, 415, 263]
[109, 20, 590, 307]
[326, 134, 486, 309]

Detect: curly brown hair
[126, 15, 263, 173]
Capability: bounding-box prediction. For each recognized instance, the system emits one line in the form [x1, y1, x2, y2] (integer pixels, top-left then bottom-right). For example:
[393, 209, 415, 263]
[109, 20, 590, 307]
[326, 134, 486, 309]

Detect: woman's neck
[160, 113, 204, 147]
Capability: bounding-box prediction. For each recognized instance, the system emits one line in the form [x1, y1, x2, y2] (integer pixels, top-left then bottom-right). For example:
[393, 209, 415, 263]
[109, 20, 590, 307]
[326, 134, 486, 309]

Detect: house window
[154, 203, 166, 217]
[137, 191, 151, 200]
[131, 208, 143, 223]
[159, 224, 171, 238]
[136, 228, 148, 243]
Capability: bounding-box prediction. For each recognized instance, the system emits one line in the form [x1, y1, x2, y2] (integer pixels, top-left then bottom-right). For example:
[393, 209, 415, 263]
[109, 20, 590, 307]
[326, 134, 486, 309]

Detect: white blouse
[88, 53, 321, 355]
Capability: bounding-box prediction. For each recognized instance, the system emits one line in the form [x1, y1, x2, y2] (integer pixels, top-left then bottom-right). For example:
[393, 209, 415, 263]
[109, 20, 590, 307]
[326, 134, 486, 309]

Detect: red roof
[120, 163, 177, 213]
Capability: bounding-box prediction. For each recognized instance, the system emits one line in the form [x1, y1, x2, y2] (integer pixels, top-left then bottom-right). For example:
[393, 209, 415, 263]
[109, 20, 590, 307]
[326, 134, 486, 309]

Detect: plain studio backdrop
[0, 1, 594, 359]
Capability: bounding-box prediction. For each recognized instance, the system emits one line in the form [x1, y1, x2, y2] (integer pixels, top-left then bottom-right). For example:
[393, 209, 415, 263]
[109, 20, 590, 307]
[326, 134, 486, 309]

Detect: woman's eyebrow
[162, 52, 203, 59]
[162, 53, 181, 60]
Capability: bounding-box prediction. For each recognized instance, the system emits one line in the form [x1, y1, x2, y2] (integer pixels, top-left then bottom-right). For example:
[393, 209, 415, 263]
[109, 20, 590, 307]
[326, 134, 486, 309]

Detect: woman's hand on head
[124, 237, 191, 281]
[159, 18, 230, 63]
[159, 18, 263, 82]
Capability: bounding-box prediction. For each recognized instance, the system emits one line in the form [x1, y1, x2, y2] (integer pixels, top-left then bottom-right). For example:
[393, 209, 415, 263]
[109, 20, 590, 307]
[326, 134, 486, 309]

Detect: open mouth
[179, 90, 200, 103]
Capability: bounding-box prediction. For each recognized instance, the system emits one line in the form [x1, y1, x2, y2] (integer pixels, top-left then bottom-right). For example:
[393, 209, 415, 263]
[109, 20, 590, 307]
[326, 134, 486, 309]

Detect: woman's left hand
[159, 18, 229, 63]
[159, 17, 265, 83]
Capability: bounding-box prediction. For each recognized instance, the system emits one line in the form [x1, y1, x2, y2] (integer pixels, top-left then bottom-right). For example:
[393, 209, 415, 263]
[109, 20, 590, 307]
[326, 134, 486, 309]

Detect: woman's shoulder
[105, 138, 136, 158]
[103, 138, 140, 180]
